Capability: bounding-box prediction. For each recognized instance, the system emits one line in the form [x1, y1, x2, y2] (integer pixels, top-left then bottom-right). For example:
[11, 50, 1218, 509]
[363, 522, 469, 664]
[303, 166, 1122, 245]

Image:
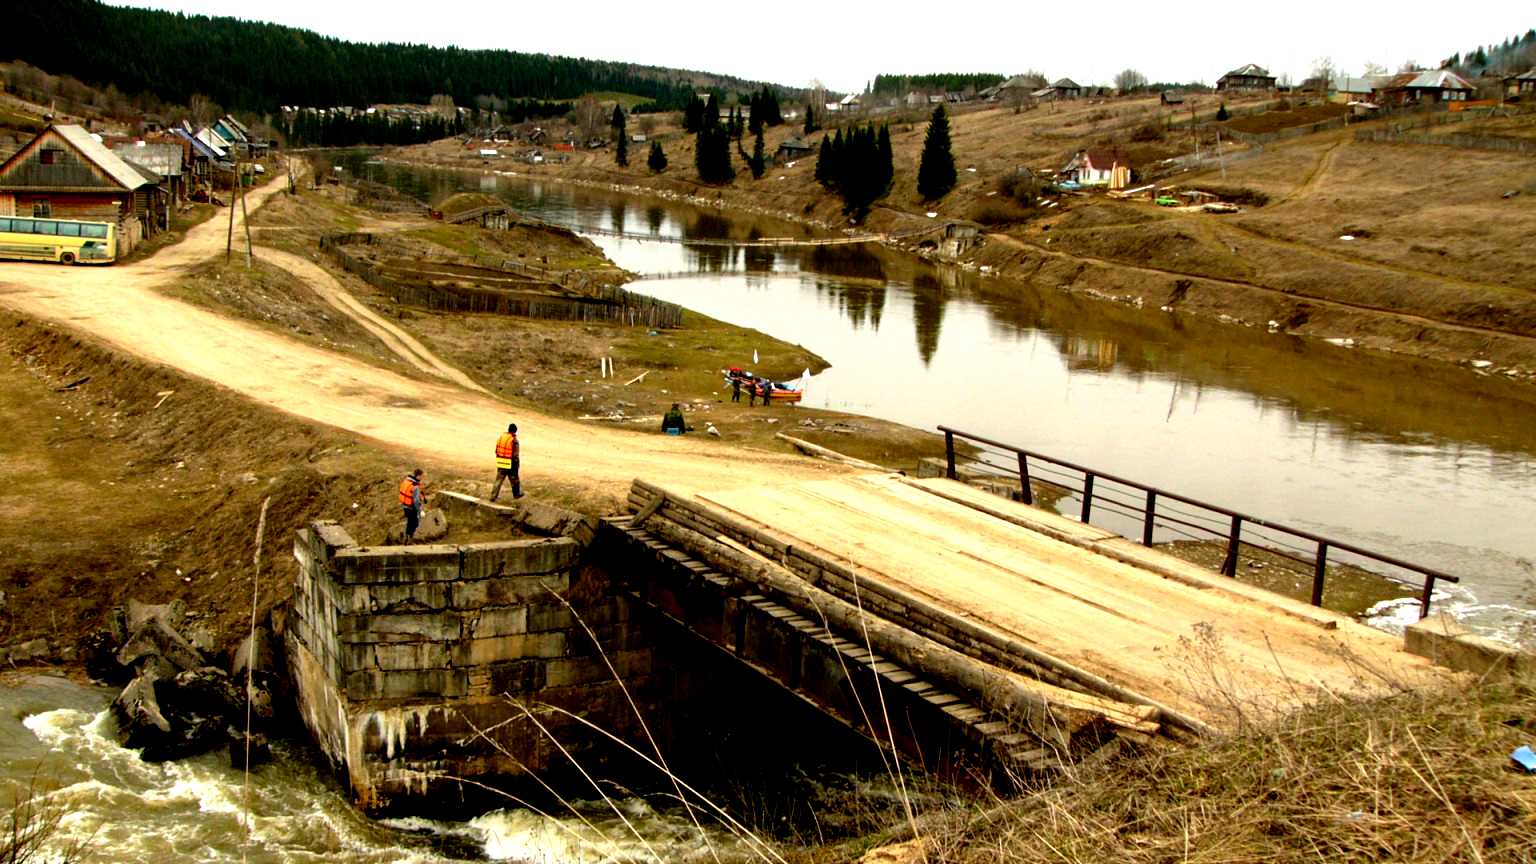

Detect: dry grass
[922, 673, 1536, 863]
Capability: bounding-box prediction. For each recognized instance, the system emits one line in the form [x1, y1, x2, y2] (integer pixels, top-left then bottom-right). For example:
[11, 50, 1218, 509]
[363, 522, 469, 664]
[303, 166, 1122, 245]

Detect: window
[81, 224, 108, 239]
[32, 200, 50, 218]
[39, 148, 62, 165]
[0, 218, 11, 232]
[57, 222, 80, 237]
[34, 220, 57, 235]
[12, 219, 34, 234]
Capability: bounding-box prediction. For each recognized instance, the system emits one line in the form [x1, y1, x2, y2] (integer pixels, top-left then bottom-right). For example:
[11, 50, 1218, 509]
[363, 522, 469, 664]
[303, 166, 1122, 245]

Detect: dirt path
[0, 175, 847, 505]
[1276, 136, 1345, 207]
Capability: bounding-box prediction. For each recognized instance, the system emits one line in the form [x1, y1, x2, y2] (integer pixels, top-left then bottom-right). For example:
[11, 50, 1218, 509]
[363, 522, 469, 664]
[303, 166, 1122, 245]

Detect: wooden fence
[1354, 129, 1536, 154]
[319, 233, 683, 328]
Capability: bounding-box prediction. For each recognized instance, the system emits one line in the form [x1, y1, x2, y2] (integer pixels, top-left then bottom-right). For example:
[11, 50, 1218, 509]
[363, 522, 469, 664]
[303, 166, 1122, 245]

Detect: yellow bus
[0, 216, 117, 265]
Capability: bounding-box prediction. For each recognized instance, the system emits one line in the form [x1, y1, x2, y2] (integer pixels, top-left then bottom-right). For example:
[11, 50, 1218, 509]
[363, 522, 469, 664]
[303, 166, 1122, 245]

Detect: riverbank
[388, 108, 1536, 381]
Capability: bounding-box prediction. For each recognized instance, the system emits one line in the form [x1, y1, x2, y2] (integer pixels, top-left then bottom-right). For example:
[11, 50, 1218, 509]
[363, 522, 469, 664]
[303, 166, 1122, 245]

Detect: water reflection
[330, 152, 1536, 640]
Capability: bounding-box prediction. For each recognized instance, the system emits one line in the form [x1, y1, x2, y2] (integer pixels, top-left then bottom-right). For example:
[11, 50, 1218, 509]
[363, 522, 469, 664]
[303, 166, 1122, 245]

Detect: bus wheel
[60, 252, 76, 265]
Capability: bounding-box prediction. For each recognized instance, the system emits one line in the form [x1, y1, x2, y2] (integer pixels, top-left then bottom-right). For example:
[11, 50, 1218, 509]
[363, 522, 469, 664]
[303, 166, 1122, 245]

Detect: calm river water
[342, 155, 1536, 642]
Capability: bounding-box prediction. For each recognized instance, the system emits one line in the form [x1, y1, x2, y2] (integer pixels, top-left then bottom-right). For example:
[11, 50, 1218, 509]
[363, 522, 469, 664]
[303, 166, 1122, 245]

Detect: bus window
[11, 220, 33, 233]
[57, 223, 81, 237]
[34, 221, 58, 235]
[0, 218, 10, 232]
[82, 224, 108, 239]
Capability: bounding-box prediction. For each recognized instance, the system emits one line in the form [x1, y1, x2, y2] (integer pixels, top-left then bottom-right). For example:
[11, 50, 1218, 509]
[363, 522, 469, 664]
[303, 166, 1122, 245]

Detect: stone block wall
[286, 520, 657, 814]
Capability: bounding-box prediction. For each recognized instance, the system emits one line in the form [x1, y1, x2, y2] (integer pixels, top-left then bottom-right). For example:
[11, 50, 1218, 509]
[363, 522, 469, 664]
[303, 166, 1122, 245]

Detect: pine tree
[815, 136, 832, 188]
[1216, 103, 1230, 121]
[750, 127, 766, 179]
[748, 93, 763, 135]
[876, 124, 893, 194]
[647, 140, 667, 172]
[695, 123, 733, 183]
[705, 94, 720, 129]
[683, 95, 704, 133]
[916, 104, 956, 201]
[803, 105, 817, 134]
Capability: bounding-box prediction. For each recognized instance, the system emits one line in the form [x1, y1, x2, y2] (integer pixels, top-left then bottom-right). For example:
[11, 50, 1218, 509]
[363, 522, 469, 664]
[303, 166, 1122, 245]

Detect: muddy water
[343, 156, 1536, 641]
[0, 675, 746, 862]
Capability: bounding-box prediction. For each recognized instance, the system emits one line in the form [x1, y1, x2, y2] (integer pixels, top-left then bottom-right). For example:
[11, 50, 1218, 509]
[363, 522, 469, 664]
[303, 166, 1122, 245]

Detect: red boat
[724, 367, 803, 403]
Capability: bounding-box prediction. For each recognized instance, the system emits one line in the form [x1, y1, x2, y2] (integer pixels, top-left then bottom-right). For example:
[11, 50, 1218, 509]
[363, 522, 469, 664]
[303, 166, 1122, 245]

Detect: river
[0, 674, 751, 862]
[343, 154, 1536, 643]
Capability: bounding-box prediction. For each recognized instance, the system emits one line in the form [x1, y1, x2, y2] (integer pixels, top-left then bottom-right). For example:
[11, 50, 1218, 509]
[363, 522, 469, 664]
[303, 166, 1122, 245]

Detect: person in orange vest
[398, 468, 425, 544]
[490, 423, 523, 501]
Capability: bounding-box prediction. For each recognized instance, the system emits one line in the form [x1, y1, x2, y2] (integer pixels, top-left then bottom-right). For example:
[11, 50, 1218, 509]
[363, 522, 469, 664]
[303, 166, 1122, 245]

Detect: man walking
[399, 468, 426, 544]
[731, 375, 742, 403]
[490, 423, 523, 501]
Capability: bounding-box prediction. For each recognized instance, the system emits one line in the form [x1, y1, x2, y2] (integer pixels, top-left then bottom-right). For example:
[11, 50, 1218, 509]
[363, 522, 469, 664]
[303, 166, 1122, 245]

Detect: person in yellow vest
[398, 468, 425, 544]
[490, 423, 523, 501]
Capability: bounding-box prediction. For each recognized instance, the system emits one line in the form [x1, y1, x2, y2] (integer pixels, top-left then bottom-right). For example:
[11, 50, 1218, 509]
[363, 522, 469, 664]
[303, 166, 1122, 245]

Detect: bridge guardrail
[939, 425, 1458, 619]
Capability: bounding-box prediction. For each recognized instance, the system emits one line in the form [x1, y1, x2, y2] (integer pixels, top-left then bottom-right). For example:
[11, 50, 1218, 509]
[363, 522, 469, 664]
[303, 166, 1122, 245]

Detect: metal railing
[940, 425, 1458, 619]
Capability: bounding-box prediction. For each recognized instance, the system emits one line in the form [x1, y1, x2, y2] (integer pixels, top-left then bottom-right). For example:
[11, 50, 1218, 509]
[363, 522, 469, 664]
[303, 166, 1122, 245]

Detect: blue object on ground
[1511, 745, 1536, 773]
[665, 428, 682, 436]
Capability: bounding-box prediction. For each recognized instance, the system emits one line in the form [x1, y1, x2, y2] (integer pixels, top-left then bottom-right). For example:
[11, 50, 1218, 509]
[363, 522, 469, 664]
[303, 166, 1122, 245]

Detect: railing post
[944, 430, 956, 480]
[1080, 473, 1095, 523]
[1220, 516, 1242, 576]
[1419, 574, 1438, 619]
[1017, 453, 1034, 506]
[1142, 490, 1157, 546]
[1311, 541, 1329, 607]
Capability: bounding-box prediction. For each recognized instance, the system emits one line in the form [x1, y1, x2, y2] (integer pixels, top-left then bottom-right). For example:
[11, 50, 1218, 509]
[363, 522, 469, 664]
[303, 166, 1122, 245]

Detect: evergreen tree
[876, 124, 894, 193]
[611, 105, 628, 167]
[1216, 103, 1230, 121]
[748, 93, 763, 135]
[803, 105, 818, 134]
[647, 140, 667, 172]
[683, 95, 705, 133]
[916, 104, 956, 201]
[704, 94, 720, 129]
[750, 127, 766, 179]
[695, 123, 733, 183]
[814, 136, 832, 188]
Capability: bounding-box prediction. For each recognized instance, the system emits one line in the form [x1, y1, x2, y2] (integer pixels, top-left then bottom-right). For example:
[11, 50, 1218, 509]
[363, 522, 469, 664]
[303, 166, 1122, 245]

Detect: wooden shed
[0, 124, 156, 251]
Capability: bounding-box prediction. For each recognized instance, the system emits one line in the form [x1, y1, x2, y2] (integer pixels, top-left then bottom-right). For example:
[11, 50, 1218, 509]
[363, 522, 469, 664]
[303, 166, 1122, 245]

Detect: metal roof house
[1374, 70, 1474, 105]
[1504, 67, 1536, 98]
[1218, 64, 1276, 91]
[0, 124, 159, 250]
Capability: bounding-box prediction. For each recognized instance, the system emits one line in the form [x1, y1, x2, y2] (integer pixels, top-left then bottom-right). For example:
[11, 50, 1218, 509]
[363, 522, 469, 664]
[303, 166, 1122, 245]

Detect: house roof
[839, 94, 861, 105]
[1517, 68, 1536, 81]
[194, 128, 230, 157]
[1052, 78, 1080, 89]
[778, 136, 814, 150]
[1332, 76, 1374, 93]
[48, 124, 156, 190]
[1223, 64, 1272, 79]
[1082, 149, 1126, 169]
[999, 74, 1044, 90]
[1402, 69, 1473, 90]
[113, 142, 183, 177]
[172, 128, 222, 161]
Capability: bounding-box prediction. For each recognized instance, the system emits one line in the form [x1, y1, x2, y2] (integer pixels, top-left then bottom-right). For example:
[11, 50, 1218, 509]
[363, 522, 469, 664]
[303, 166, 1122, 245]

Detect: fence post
[1017, 453, 1033, 506]
[1419, 574, 1438, 619]
[1080, 473, 1095, 523]
[1142, 490, 1157, 546]
[944, 431, 956, 480]
[1220, 516, 1242, 576]
[1311, 542, 1329, 607]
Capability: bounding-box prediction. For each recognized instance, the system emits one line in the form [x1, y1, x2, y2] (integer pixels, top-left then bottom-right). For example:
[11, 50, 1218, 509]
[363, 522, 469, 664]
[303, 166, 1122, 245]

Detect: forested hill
[1, 0, 777, 112]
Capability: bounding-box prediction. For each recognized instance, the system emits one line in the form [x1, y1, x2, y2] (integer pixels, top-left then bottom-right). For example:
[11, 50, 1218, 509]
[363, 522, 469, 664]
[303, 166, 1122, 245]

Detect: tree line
[279, 111, 468, 148]
[871, 73, 1005, 96]
[1, 0, 756, 114]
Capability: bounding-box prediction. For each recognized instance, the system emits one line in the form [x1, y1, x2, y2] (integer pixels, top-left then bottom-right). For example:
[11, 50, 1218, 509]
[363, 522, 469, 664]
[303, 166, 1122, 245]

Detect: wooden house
[112, 141, 186, 210]
[1034, 78, 1082, 100]
[1505, 68, 1536, 99]
[775, 136, 816, 165]
[0, 124, 159, 251]
[1062, 149, 1131, 189]
[1373, 70, 1474, 106]
[1217, 64, 1276, 91]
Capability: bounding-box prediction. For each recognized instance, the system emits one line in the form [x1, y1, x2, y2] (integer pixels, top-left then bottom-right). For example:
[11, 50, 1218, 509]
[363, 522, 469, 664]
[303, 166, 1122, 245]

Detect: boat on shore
[724, 367, 803, 403]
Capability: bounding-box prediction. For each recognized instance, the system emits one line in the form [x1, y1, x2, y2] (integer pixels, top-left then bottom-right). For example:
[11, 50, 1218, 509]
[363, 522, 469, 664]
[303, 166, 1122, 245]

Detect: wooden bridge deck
[689, 473, 1455, 730]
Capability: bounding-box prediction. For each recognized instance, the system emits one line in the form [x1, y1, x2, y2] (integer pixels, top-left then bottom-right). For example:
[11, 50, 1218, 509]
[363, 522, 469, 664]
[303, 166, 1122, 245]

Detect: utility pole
[225, 158, 236, 263]
[240, 162, 252, 269]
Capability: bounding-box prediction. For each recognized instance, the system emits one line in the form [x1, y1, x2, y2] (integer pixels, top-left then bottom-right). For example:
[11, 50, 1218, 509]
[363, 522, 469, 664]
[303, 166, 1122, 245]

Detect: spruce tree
[803, 105, 818, 134]
[815, 136, 832, 188]
[705, 94, 720, 129]
[611, 105, 628, 167]
[877, 124, 894, 194]
[647, 140, 667, 172]
[916, 104, 957, 201]
[750, 127, 766, 179]
[748, 94, 763, 135]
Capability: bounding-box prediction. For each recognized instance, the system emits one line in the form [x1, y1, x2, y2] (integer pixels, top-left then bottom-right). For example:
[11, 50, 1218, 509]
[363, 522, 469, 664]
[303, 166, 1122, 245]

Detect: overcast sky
[113, 1, 1532, 92]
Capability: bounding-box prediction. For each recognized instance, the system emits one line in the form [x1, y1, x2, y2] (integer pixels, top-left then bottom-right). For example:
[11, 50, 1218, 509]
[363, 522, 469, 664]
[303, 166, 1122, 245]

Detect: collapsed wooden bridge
[601, 472, 1459, 781]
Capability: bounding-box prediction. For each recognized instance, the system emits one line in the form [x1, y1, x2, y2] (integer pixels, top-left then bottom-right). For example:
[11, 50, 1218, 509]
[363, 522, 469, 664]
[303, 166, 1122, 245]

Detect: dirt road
[0, 177, 846, 505]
